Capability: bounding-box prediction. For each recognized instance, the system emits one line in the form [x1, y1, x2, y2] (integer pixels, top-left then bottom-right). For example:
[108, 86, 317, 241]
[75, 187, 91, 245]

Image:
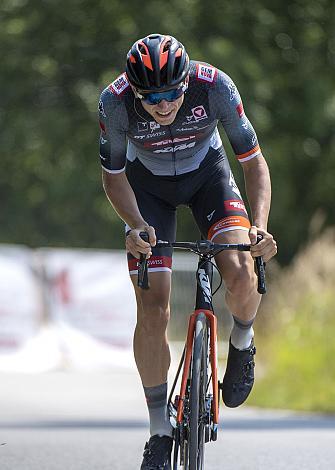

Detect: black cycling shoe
[140, 435, 173, 470]
[222, 338, 256, 408]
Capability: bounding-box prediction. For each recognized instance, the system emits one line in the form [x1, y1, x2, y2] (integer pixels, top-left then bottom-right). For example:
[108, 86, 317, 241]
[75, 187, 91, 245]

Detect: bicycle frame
[176, 254, 219, 435]
[137, 233, 266, 467]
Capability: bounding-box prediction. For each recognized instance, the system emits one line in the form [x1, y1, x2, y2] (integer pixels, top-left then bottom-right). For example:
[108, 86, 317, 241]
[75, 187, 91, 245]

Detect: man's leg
[131, 271, 173, 469]
[131, 271, 173, 437]
[214, 229, 261, 407]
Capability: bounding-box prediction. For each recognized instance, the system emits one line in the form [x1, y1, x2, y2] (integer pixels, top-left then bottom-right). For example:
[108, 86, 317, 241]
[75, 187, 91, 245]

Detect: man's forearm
[102, 170, 147, 229]
[242, 155, 271, 230]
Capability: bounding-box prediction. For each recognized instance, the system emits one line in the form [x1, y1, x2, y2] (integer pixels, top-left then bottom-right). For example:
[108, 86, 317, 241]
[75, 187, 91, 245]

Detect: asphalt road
[1, 365, 335, 469]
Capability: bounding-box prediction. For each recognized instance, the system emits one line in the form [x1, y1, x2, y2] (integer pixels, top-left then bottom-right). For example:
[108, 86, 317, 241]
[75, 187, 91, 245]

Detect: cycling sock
[230, 315, 255, 350]
[143, 382, 173, 437]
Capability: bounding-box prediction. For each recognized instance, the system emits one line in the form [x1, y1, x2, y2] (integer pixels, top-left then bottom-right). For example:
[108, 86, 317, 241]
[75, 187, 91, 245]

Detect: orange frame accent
[176, 309, 219, 426]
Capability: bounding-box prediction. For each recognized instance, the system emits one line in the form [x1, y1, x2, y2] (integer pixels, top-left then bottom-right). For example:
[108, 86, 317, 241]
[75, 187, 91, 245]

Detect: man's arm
[208, 67, 277, 261]
[98, 90, 155, 258]
[242, 155, 277, 261]
[242, 154, 271, 230]
[102, 170, 156, 257]
[102, 170, 146, 229]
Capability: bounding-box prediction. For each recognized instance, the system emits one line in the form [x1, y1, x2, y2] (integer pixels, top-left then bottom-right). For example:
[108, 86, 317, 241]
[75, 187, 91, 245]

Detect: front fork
[169, 255, 219, 464]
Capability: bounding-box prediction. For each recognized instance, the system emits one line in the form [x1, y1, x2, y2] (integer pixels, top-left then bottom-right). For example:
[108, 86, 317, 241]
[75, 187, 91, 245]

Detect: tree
[1, 0, 334, 262]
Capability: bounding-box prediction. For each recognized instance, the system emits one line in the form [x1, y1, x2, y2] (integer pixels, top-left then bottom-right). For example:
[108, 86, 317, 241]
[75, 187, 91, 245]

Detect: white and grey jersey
[98, 61, 261, 176]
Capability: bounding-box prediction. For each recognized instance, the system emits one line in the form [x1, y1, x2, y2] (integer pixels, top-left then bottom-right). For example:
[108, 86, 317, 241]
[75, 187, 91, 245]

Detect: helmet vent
[163, 41, 171, 52]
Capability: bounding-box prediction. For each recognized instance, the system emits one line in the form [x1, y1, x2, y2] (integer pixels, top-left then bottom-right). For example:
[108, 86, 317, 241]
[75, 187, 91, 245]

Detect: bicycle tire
[188, 313, 208, 470]
[173, 426, 179, 470]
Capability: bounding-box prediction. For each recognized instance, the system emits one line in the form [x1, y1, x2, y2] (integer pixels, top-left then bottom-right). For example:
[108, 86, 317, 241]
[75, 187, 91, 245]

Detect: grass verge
[248, 229, 335, 413]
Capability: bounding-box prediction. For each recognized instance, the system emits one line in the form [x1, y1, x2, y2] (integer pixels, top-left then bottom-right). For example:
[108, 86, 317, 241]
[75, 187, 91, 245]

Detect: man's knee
[136, 290, 170, 335]
[132, 272, 171, 335]
[224, 260, 257, 297]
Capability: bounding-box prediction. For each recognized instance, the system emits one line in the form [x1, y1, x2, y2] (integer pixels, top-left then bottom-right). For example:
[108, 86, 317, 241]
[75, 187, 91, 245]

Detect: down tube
[195, 255, 214, 311]
[196, 256, 219, 426]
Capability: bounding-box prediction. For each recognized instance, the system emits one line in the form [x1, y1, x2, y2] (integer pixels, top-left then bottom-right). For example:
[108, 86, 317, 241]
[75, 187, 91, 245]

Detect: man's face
[141, 94, 185, 126]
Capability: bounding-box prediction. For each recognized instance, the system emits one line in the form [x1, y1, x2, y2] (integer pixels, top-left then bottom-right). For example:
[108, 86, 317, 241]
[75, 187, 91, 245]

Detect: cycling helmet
[126, 34, 190, 92]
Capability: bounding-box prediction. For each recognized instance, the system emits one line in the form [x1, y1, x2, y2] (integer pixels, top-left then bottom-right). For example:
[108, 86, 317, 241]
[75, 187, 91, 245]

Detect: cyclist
[98, 33, 277, 469]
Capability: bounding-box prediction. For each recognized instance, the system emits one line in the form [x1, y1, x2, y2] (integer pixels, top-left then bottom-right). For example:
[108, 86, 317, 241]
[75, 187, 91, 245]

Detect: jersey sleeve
[209, 69, 262, 163]
[98, 88, 128, 173]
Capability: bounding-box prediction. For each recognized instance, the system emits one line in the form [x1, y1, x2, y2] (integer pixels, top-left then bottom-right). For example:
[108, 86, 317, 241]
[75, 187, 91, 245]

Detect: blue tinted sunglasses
[136, 82, 188, 105]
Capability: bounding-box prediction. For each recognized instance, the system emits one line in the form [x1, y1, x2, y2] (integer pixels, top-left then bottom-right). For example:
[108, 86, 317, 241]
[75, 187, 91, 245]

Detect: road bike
[138, 234, 266, 469]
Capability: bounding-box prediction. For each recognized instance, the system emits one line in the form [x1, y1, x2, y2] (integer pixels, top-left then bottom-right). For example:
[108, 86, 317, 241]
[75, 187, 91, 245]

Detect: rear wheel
[188, 313, 208, 470]
[173, 428, 179, 469]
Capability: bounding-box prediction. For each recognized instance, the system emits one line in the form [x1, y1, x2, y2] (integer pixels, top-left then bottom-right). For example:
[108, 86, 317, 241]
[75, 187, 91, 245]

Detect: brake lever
[255, 235, 266, 294]
[137, 232, 150, 290]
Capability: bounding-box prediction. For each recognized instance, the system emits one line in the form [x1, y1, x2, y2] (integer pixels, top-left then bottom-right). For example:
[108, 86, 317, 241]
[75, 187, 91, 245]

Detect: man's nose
[156, 99, 170, 110]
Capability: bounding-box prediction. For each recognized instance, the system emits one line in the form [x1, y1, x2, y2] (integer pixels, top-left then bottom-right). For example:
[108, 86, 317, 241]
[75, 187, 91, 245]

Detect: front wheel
[188, 313, 208, 470]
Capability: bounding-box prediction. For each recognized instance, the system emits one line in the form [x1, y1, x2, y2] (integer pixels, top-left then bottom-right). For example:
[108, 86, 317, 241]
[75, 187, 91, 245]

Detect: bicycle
[137, 233, 266, 470]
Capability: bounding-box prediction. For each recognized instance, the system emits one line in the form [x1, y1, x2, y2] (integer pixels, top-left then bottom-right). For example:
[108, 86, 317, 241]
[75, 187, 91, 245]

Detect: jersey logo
[192, 105, 207, 120]
[149, 135, 196, 149]
[109, 73, 129, 95]
[137, 121, 161, 133]
[196, 63, 217, 83]
[138, 122, 149, 132]
[153, 141, 196, 153]
[228, 82, 237, 101]
[183, 105, 208, 125]
[98, 99, 107, 117]
[150, 121, 160, 132]
[236, 102, 245, 118]
[224, 200, 247, 214]
[207, 210, 216, 221]
[228, 171, 242, 198]
[99, 120, 106, 132]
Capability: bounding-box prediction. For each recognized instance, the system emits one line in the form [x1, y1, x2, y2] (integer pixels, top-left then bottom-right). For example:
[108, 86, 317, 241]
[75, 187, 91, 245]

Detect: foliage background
[1, 0, 334, 263]
[1, 0, 335, 411]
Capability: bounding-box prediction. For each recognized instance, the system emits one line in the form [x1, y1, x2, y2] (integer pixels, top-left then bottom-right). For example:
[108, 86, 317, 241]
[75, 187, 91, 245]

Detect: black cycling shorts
[126, 147, 251, 274]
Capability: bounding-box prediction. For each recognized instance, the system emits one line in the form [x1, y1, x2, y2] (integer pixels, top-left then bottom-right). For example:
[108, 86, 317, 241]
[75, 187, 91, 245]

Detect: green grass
[248, 229, 335, 413]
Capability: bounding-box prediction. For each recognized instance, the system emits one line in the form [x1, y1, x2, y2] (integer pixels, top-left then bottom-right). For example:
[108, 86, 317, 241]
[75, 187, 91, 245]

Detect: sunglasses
[136, 82, 188, 105]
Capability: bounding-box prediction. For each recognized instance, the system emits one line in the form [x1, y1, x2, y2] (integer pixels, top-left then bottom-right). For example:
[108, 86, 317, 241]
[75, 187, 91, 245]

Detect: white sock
[230, 315, 255, 350]
[143, 382, 173, 437]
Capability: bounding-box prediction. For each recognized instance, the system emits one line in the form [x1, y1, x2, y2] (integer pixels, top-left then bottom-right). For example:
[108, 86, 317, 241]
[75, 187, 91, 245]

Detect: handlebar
[137, 232, 150, 290]
[136, 232, 266, 294]
[255, 235, 266, 294]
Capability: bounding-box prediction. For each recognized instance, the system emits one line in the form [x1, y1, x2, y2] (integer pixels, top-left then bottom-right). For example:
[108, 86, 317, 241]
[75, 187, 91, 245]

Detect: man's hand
[126, 226, 156, 259]
[249, 226, 277, 262]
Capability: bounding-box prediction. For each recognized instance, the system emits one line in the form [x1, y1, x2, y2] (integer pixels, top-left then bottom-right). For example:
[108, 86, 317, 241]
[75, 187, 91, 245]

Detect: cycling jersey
[126, 148, 251, 274]
[98, 60, 261, 273]
[98, 61, 261, 176]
